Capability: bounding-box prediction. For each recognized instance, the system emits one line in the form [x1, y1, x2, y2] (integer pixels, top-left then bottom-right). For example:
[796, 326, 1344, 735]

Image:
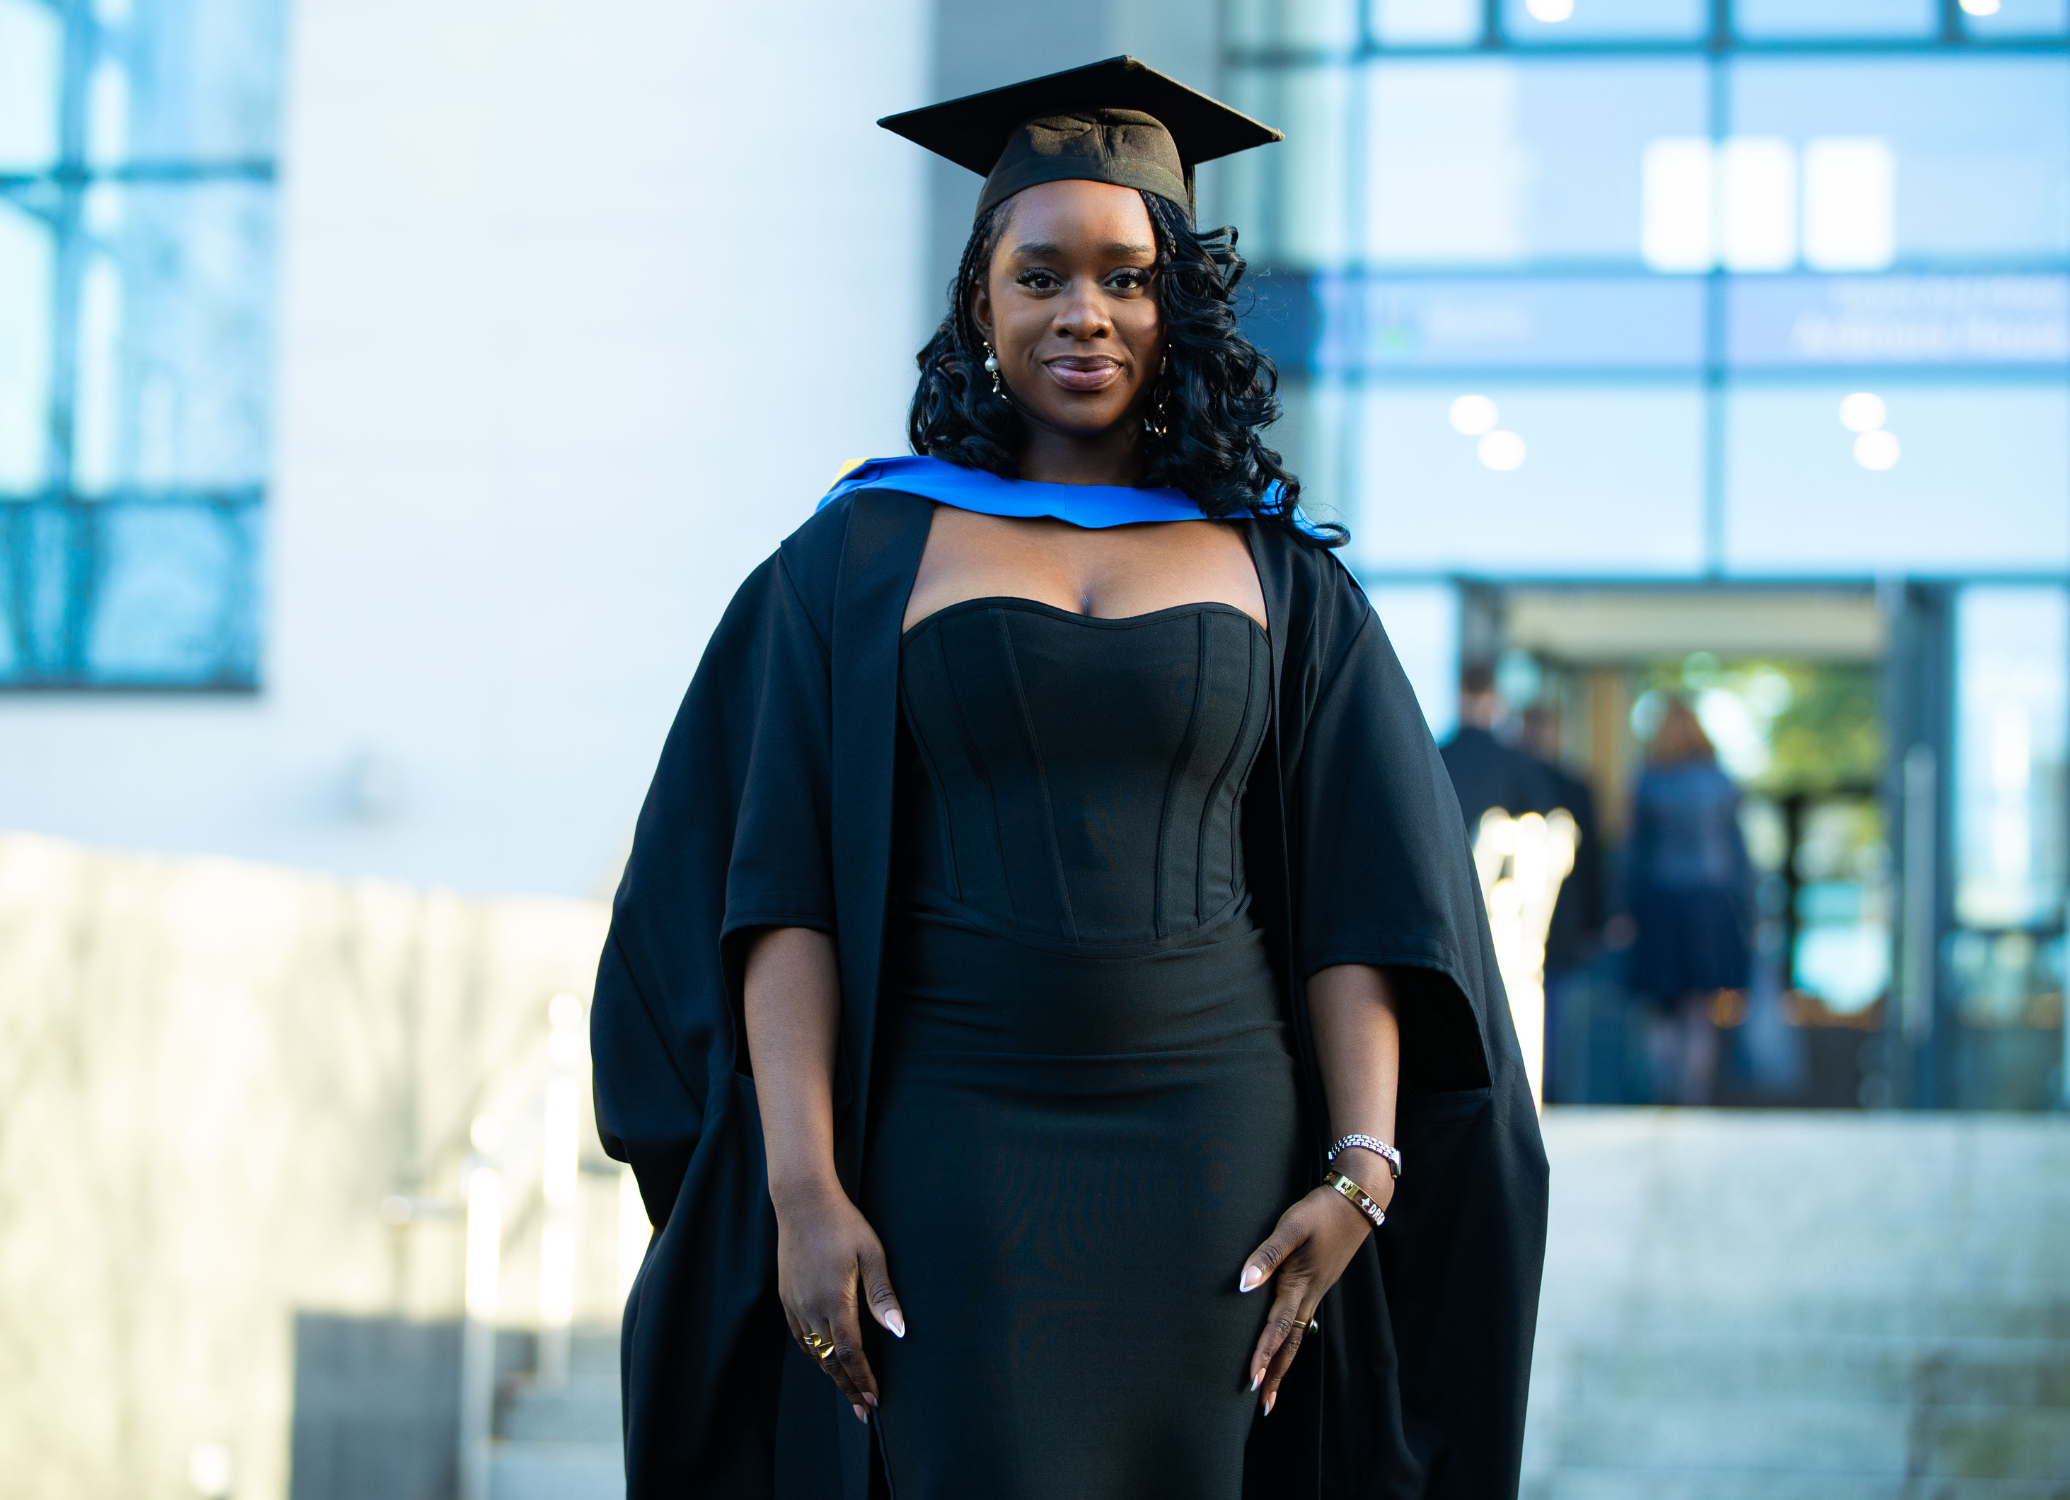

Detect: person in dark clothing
[1439, 665, 1559, 842]
[1625, 697, 1754, 1106]
[1521, 705, 1602, 1104]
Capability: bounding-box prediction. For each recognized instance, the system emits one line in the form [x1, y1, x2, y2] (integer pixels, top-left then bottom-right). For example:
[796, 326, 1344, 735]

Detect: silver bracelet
[1325, 1133, 1402, 1179]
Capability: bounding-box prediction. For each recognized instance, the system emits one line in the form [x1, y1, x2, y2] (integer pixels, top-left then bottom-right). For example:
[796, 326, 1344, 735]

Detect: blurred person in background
[1440, 662, 1558, 836]
[1522, 704, 1602, 1103]
[590, 58, 1546, 1500]
[1624, 698, 1754, 1107]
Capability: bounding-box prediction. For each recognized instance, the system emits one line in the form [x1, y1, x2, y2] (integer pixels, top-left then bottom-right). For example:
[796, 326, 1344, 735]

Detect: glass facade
[0, 0, 282, 689]
[1219, 1, 2070, 1108]
[1218, 4, 2070, 582]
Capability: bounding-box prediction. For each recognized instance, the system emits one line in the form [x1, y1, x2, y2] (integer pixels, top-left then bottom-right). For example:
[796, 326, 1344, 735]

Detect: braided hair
[905, 190, 1344, 548]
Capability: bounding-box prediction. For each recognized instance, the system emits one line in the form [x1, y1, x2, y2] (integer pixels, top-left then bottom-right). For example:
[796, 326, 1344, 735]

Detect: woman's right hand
[773, 1182, 907, 1425]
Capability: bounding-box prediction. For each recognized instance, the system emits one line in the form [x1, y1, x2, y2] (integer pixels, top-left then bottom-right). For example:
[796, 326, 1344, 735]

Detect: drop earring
[983, 343, 1003, 397]
[1144, 353, 1170, 438]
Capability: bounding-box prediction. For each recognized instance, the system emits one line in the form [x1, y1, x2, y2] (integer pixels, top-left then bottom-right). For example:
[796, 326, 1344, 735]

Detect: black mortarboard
[879, 56, 1283, 224]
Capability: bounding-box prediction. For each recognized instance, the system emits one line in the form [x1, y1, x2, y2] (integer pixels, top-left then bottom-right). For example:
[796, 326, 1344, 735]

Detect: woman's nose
[1054, 289, 1110, 341]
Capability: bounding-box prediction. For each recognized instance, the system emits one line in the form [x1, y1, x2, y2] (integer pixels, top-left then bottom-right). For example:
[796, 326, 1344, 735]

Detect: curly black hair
[906, 189, 1344, 548]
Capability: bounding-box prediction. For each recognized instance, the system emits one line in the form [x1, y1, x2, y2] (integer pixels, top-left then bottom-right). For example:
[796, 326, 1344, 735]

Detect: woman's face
[971, 179, 1166, 442]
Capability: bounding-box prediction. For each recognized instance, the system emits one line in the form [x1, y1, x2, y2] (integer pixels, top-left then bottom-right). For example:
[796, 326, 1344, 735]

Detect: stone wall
[0, 833, 614, 1500]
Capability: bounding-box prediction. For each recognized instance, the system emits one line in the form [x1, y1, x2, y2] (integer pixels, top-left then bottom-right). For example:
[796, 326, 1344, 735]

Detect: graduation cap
[879, 56, 1283, 224]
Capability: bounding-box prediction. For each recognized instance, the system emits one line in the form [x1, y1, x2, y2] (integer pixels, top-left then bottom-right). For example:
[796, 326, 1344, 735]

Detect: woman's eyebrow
[1009, 239, 1156, 258]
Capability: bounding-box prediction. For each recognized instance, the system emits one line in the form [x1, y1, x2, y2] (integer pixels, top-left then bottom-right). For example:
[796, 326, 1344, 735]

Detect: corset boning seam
[1197, 617, 1259, 931]
[992, 606, 1079, 942]
[1151, 611, 1211, 942]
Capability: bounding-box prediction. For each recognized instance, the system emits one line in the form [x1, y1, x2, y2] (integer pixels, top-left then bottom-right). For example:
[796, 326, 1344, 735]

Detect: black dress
[863, 597, 1307, 1499]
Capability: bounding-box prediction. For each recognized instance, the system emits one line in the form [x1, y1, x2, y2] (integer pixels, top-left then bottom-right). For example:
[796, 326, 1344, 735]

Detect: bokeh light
[1478, 430, 1528, 471]
[1449, 393, 1500, 435]
[1838, 392, 1888, 433]
[1527, 0, 1576, 19]
[1854, 429, 1902, 470]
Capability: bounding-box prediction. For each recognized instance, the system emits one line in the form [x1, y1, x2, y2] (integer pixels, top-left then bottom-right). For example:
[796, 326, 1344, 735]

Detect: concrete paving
[1522, 1109, 2070, 1500]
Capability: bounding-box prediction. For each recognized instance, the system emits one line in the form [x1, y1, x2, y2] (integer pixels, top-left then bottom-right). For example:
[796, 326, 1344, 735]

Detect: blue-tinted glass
[1502, 0, 1708, 43]
[1365, 58, 1707, 266]
[0, 197, 55, 490]
[1727, 275, 2070, 369]
[1222, 64, 1355, 267]
[1352, 383, 1706, 575]
[1321, 274, 1705, 371]
[85, 500, 258, 682]
[1953, 587, 2069, 933]
[70, 181, 276, 492]
[1963, 0, 2069, 38]
[1374, 0, 1482, 46]
[94, 0, 287, 162]
[0, 0, 63, 172]
[1730, 58, 2070, 265]
[1226, 0, 1361, 47]
[1734, 0, 1937, 38]
[1723, 383, 2070, 574]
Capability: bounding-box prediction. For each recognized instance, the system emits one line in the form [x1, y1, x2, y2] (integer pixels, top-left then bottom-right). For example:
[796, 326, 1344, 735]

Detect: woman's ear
[969, 276, 995, 344]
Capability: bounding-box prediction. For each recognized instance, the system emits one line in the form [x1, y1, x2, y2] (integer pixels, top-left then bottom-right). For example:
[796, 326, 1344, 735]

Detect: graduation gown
[590, 488, 1549, 1500]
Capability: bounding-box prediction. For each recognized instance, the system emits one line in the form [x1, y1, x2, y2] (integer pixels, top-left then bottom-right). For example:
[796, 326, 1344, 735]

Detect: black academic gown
[590, 489, 1549, 1500]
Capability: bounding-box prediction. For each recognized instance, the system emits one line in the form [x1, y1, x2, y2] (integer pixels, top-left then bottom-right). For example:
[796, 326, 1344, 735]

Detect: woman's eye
[1017, 270, 1059, 290]
[1109, 268, 1152, 291]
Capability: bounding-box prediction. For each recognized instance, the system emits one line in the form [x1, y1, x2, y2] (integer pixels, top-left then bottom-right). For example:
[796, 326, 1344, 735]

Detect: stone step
[1563, 1337, 2070, 1407]
[1544, 1297, 2070, 1343]
[1527, 1473, 2070, 1500]
[488, 1440, 623, 1500]
[1552, 1398, 2070, 1481]
[500, 1376, 621, 1442]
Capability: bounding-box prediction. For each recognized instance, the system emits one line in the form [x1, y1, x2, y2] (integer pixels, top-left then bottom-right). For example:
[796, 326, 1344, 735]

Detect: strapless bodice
[893, 596, 1271, 947]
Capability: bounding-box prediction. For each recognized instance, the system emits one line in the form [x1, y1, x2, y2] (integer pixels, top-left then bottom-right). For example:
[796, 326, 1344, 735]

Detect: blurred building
[2, 4, 2068, 1499]
[1212, 0, 2069, 1113]
[2, 2, 2064, 1107]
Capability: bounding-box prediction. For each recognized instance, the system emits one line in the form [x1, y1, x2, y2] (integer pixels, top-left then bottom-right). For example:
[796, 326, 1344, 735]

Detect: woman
[591, 58, 1546, 1500]
[1625, 697, 1754, 1106]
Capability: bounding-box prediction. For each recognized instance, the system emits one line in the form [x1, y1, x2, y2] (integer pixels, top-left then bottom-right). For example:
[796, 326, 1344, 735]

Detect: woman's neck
[1017, 419, 1145, 487]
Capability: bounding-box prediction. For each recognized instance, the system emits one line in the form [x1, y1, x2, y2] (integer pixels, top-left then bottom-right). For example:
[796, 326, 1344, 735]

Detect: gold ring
[803, 1332, 838, 1361]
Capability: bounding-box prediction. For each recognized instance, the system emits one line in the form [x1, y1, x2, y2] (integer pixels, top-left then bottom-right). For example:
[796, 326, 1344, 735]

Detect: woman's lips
[1042, 356, 1123, 392]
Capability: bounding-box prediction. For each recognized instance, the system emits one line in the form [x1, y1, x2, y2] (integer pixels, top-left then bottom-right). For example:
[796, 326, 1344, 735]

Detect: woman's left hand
[1239, 1156, 1394, 1414]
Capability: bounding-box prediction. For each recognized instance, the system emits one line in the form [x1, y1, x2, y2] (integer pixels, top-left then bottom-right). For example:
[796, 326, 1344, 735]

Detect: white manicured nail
[1239, 1266, 1262, 1293]
[886, 1310, 906, 1339]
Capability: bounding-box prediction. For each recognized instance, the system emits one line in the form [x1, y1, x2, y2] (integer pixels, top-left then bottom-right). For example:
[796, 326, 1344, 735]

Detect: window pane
[1729, 57, 2070, 265]
[1734, 0, 1937, 38]
[1365, 58, 1708, 267]
[1727, 274, 2070, 370]
[69, 181, 277, 493]
[84, 499, 259, 683]
[1374, 0, 1482, 45]
[1954, 586, 2069, 931]
[0, 0, 63, 172]
[1226, 0, 1361, 48]
[0, 198, 54, 490]
[1722, 383, 2070, 573]
[1502, 0, 1708, 42]
[1352, 383, 1705, 575]
[1223, 65, 1354, 267]
[1322, 274, 1705, 372]
[1963, 0, 2069, 38]
[94, 0, 288, 162]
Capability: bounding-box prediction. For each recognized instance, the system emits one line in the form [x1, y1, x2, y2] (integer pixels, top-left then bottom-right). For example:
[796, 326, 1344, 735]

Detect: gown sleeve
[588, 532, 839, 1498]
[1276, 551, 1549, 1500]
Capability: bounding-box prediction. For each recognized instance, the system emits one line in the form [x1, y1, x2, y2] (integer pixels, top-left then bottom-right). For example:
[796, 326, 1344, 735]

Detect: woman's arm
[743, 926, 905, 1425]
[1240, 962, 1401, 1414]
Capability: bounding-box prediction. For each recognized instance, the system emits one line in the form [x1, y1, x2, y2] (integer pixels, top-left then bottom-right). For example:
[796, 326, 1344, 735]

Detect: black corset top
[894, 596, 1271, 946]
